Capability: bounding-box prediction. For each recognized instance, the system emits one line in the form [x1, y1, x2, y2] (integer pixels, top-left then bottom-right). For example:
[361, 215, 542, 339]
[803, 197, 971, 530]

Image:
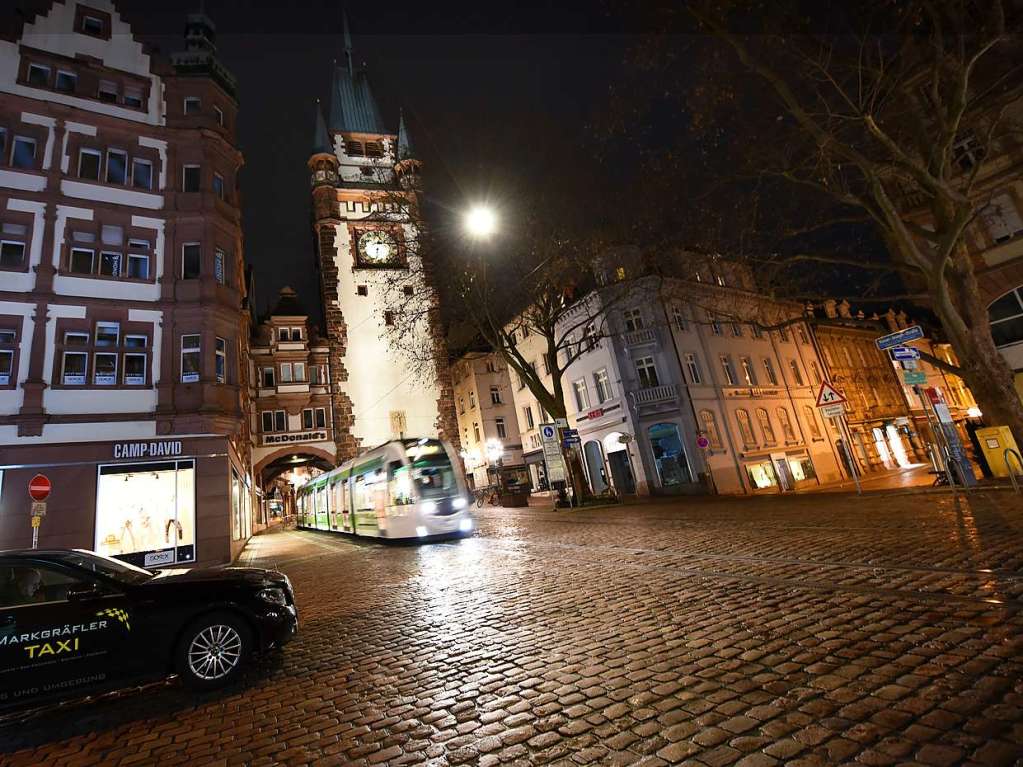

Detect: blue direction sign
[876, 325, 924, 350]
[891, 346, 921, 361]
[562, 428, 581, 447]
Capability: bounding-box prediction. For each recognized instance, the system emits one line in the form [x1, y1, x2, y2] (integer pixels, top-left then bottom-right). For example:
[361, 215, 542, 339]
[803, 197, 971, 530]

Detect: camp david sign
[113, 441, 183, 459]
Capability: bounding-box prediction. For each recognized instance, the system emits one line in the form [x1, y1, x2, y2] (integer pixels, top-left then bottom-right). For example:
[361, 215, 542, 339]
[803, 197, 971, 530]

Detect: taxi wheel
[174, 612, 252, 690]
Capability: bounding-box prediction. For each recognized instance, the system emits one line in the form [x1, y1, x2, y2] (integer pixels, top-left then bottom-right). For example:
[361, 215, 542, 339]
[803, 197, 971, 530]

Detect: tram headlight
[459, 518, 473, 532]
[416, 526, 428, 538]
[452, 496, 468, 510]
[421, 500, 437, 514]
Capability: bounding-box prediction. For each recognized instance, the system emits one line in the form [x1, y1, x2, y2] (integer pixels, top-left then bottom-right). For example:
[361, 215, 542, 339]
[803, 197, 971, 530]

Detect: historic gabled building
[307, 27, 457, 461]
[249, 287, 336, 525]
[0, 3, 252, 566]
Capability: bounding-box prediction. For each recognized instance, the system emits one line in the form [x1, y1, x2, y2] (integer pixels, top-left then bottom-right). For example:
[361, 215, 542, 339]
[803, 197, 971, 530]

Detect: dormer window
[345, 140, 364, 157]
[123, 86, 143, 109]
[75, 5, 111, 39]
[184, 97, 201, 115]
[82, 15, 104, 35]
[27, 64, 50, 87]
[98, 80, 118, 103]
[56, 70, 77, 94]
[365, 141, 383, 158]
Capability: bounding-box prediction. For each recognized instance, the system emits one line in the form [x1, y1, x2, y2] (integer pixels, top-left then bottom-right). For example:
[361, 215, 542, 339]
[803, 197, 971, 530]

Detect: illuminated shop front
[0, 436, 252, 566]
[744, 450, 818, 492]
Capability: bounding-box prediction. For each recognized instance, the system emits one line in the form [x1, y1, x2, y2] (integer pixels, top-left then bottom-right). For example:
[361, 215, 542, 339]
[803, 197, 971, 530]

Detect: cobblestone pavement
[3, 491, 1023, 766]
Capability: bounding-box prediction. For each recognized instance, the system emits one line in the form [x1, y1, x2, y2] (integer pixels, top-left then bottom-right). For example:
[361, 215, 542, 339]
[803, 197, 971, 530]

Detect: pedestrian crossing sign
[815, 381, 847, 408]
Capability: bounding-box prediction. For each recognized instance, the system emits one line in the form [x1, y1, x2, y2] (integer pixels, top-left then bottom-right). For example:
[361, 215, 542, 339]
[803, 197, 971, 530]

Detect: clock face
[358, 231, 396, 265]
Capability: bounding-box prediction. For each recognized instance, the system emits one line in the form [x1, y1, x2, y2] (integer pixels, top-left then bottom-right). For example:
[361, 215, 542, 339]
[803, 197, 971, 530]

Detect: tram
[295, 438, 474, 540]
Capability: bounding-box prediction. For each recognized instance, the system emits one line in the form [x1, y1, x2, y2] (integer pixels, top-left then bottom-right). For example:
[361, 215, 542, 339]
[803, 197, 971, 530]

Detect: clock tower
[308, 26, 458, 461]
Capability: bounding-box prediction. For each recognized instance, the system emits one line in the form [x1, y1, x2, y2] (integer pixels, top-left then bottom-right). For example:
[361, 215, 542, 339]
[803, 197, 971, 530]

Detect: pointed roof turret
[312, 101, 332, 156]
[397, 109, 415, 160]
[327, 14, 388, 135]
[271, 286, 307, 318]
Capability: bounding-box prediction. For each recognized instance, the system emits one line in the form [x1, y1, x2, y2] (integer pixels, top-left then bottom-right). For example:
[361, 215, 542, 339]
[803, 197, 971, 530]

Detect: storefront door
[583, 441, 608, 494]
[770, 453, 794, 491]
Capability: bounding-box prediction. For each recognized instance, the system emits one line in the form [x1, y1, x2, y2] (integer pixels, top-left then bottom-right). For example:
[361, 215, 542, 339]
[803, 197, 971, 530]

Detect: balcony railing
[624, 328, 657, 346]
[633, 383, 678, 405]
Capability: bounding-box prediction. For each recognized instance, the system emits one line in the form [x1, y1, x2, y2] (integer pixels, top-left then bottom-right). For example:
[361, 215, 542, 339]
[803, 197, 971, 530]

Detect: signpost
[539, 423, 566, 484]
[815, 382, 861, 494]
[28, 473, 50, 549]
[903, 370, 927, 385]
[891, 346, 921, 361]
[876, 325, 924, 350]
[562, 428, 581, 447]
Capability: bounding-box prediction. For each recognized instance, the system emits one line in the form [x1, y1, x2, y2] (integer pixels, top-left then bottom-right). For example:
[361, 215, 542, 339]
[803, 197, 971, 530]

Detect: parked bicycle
[473, 485, 500, 508]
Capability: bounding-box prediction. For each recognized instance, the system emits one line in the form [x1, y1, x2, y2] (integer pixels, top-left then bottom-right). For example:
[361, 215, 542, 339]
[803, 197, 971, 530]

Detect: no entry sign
[28, 474, 51, 502]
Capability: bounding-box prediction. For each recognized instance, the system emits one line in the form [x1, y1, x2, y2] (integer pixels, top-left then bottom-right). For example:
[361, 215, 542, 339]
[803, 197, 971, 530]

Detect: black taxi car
[0, 549, 297, 710]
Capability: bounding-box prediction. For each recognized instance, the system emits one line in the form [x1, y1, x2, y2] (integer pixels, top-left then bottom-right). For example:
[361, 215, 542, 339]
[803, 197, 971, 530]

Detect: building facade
[0, 3, 252, 566]
[451, 352, 526, 490]
[308, 31, 457, 462]
[249, 287, 336, 525]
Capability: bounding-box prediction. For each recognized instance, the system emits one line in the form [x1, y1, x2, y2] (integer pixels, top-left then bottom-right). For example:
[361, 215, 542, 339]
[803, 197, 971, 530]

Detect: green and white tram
[295, 438, 474, 540]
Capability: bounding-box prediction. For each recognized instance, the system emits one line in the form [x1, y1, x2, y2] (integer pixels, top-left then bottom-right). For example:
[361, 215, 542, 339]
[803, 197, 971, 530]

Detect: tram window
[412, 457, 456, 499]
[389, 461, 413, 505]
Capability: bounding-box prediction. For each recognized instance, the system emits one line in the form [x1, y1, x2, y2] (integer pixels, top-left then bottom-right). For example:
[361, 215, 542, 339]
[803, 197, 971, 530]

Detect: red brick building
[0, 2, 251, 566]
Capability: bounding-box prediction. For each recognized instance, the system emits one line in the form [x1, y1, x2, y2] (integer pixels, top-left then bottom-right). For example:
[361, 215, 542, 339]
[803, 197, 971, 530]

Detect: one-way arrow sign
[815, 381, 847, 408]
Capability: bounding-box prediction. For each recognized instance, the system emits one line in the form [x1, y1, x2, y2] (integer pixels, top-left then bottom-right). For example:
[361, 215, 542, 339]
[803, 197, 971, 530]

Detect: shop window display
[95, 459, 196, 567]
[648, 422, 691, 486]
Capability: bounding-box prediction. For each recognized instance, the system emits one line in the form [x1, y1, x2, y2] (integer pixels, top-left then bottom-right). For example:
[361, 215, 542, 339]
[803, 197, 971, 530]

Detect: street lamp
[464, 205, 497, 238]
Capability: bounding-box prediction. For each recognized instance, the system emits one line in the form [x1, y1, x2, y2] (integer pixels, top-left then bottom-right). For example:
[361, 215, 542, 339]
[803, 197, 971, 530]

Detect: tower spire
[342, 9, 354, 77]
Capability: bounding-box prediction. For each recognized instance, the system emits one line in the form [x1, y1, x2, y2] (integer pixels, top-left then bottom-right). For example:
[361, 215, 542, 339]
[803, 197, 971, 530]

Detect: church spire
[326, 13, 388, 135]
[342, 9, 354, 78]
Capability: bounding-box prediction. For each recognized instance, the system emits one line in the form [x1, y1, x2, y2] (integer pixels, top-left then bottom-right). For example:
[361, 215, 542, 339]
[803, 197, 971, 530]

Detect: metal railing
[624, 328, 657, 346]
[633, 383, 678, 405]
[1005, 448, 1023, 494]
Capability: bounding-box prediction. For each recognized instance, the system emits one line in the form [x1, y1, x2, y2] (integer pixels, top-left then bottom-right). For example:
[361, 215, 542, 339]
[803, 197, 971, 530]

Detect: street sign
[820, 403, 845, 418]
[539, 423, 566, 482]
[31, 516, 41, 529]
[540, 424, 558, 442]
[31, 501, 47, 517]
[900, 358, 919, 371]
[903, 370, 927, 385]
[28, 474, 51, 502]
[876, 325, 924, 350]
[696, 435, 710, 450]
[891, 346, 921, 361]
[815, 381, 847, 408]
[562, 435, 581, 447]
[555, 418, 569, 428]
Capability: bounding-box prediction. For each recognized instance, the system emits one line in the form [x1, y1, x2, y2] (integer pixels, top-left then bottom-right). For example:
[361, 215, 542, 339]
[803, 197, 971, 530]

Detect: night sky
[99, 0, 636, 320]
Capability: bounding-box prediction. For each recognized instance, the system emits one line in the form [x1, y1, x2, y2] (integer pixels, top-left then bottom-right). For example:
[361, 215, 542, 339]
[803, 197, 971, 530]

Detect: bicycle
[473, 486, 500, 508]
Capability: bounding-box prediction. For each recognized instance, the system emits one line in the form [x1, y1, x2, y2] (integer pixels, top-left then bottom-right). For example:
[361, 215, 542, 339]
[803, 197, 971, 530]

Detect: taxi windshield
[60, 549, 155, 585]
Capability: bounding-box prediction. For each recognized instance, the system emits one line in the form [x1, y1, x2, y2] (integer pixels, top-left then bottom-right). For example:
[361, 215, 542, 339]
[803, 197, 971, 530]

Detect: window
[357, 284, 368, 296]
[124, 336, 147, 385]
[56, 70, 77, 93]
[720, 355, 737, 386]
[736, 409, 756, 446]
[683, 353, 702, 385]
[740, 356, 757, 386]
[78, 148, 101, 180]
[274, 410, 286, 432]
[280, 362, 293, 383]
[261, 367, 275, 387]
[710, 315, 723, 335]
[988, 287, 1023, 347]
[573, 379, 590, 411]
[302, 408, 314, 429]
[953, 131, 985, 171]
[496, 417, 507, 438]
[788, 360, 804, 386]
[123, 86, 143, 109]
[524, 405, 535, 430]
[803, 405, 822, 439]
[384, 311, 395, 327]
[594, 368, 613, 402]
[184, 97, 201, 115]
[183, 165, 201, 193]
[214, 248, 225, 284]
[214, 105, 224, 126]
[345, 140, 363, 156]
[99, 252, 120, 276]
[69, 247, 94, 274]
[106, 149, 127, 184]
[94, 350, 117, 385]
[778, 325, 790, 342]
[213, 173, 225, 200]
[473, 423, 481, 443]
[982, 194, 1023, 244]
[95, 322, 119, 347]
[458, 397, 465, 414]
[761, 358, 778, 386]
[809, 361, 823, 386]
[751, 323, 764, 339]
[466, 389, 475, 409]
[0, 236, 26, 269]
[635, 356, 659, 388]
[294, 362, 306, 381]
[315, 407, 326, 428]
[132, 158, 152, 190]
[0, 329, 15, 385]
[180, 334, 200, 383]
[365, 141, 384, 158]
[731, 322, 743, 337]
[623, 308, 644, 332]
[27, 63, 50, 87]
[671, 304, 687, 332]
[699, 410, 722, 449]
[98, 80, 118, 103]
[12, 136, 36, 169]
[182, 243, 201, 279]
[777, 407, 796, 442]
[262, 411, 274, 433]
[797, 325, 810, 345]
[81, 13, 105, 36]
[277, 327, 289, 341]
[716, 273, 726, 287]
[215, 337, 226, 383]
[756, 408, 776, 444]
[490, 385, 501, 404]
[127, 239, 149, 279]
[61, 332, 89, 385]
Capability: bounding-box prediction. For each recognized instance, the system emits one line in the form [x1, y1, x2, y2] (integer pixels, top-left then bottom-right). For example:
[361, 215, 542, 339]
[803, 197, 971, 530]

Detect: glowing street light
[484, 438, 504, 463]
[464, 205, 497, 238]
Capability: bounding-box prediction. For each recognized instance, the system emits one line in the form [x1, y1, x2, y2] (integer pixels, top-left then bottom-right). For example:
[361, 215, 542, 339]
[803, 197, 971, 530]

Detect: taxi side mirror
[67, 584, 103, 602]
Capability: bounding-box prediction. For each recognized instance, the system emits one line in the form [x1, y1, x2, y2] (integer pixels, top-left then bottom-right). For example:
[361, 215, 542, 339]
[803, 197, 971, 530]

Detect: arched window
[699, 409, 722, 449]
[988, 287, 1023, 348]
[777, 407, 796, 442]
[803, 405, 822, 439]
[756, 408, 776, 444]
[736, 409, 756, 446]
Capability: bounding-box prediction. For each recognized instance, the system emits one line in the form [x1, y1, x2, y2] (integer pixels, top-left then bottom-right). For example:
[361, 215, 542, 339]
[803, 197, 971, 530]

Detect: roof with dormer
[328, 62, 388, 135]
